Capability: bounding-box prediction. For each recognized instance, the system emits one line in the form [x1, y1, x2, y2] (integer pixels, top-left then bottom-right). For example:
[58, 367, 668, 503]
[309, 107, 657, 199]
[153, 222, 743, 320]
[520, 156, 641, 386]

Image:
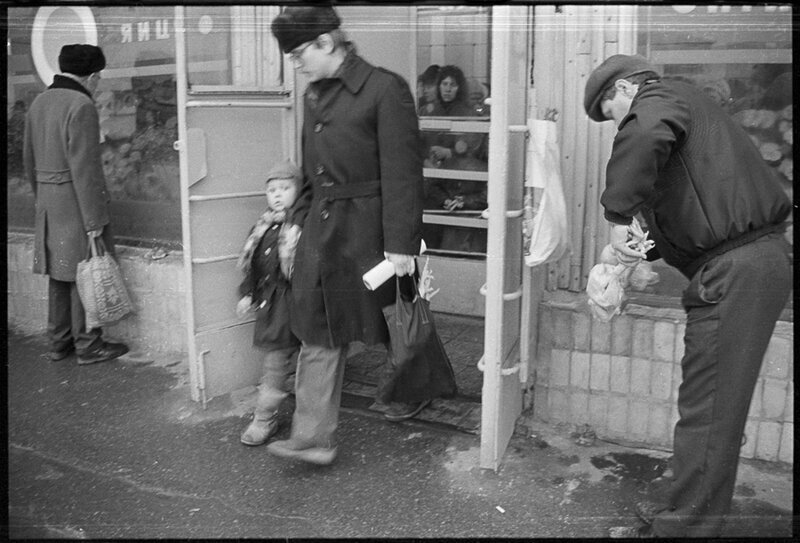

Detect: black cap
[58, 44, 106, 77]
[271, 5, 341, 54]
[584, 54, 658, 122]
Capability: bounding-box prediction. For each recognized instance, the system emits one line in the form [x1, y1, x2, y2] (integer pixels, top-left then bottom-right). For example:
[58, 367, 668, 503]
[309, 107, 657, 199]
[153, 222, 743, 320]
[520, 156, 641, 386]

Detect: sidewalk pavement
[6, 327, 793, 539]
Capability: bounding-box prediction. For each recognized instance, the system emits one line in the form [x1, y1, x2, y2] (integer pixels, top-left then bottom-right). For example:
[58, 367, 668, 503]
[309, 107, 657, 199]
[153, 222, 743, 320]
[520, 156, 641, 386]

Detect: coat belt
[36, 170, 72, 184]
[316, 180, 381, 201]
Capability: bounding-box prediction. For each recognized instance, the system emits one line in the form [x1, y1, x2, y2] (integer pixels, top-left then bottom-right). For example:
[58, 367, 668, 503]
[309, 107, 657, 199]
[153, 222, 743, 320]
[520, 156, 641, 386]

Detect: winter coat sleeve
[600, 90, 690, 225]
[69, 101, 110, 232]
[377, 75, 424, 255]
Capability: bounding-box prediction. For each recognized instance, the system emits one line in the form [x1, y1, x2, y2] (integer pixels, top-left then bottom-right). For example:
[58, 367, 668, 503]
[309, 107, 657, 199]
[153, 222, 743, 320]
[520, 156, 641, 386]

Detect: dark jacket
[23, 75, 114, 281]
[601, 79, 791, 279]
[289, 51, 424, 347]
[239, 224, 299, 351]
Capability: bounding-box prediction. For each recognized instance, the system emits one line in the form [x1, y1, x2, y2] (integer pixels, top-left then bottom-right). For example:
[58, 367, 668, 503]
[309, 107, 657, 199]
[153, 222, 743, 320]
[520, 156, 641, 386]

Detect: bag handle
[396, 274, 419, 303]
[86, 233, 107, 259]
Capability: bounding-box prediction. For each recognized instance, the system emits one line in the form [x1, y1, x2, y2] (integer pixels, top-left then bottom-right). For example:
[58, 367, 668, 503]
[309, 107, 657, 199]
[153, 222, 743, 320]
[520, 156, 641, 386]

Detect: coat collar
[333, 51, 371, 94]
[49, 74, 93, 99]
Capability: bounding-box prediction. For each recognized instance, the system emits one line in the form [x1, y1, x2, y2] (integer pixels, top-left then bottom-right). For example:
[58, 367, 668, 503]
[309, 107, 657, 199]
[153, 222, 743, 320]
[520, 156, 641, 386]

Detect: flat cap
[584, 54, 658, 122]
[266, 159, 302, 188]
[58, 44, 106, 77]
[271, 5, 341, 54]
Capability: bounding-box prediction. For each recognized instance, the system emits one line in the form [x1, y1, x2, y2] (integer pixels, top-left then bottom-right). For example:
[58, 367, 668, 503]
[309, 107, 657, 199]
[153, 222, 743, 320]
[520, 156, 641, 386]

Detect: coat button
[315, 165, 325, 175]
[314, 122, 324, 133]
[320, 209, 330, 220]
[264, 247, 272, 255]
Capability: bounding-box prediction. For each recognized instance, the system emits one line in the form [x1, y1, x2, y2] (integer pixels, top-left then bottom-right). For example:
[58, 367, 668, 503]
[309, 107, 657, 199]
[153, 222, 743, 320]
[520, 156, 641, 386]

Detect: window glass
[186, 5, 283, 90]
[416, 6, 491, 257]
[7, 6, 181, 247]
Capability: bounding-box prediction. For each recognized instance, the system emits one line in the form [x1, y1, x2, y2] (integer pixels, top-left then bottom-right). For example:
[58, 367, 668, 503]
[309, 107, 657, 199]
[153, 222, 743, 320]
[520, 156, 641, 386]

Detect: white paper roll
[362, 240, 427, 290]
[362, 259, 396, 290]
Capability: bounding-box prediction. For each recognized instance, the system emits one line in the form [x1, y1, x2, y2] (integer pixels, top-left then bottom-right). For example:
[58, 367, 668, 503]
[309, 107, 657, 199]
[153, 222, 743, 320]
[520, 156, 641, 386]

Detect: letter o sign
[32, 6, 98, 86]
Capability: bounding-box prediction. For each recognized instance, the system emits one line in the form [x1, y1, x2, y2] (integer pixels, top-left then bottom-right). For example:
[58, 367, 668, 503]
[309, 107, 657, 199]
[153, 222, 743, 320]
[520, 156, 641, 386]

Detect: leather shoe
[48, 345, 75, 361]
[266, 439, 337, 465]
[383, 399, 431, 422]
[77, 342, 129, 365]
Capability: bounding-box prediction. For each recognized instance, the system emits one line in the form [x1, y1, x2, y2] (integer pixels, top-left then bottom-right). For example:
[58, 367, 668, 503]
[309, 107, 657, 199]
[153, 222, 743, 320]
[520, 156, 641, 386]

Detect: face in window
[265, 178, 298, 213]
[439, 76, 459, 104]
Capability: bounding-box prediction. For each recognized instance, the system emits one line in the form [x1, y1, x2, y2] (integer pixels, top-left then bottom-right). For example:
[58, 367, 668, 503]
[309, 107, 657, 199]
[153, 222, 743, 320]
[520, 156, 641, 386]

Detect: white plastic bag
[523, 119, 569, 267]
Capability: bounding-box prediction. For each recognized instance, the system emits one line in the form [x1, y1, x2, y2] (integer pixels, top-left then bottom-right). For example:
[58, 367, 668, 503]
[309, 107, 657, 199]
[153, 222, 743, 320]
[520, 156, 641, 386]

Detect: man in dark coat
[24, 44, 128, 365]
[266, 6, 425, 465]
[584, 55, 791, 538]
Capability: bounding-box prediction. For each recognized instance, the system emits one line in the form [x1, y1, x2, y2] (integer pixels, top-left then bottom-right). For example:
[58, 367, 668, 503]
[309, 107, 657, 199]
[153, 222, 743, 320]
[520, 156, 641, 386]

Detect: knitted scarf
[236, 209, 286, 272]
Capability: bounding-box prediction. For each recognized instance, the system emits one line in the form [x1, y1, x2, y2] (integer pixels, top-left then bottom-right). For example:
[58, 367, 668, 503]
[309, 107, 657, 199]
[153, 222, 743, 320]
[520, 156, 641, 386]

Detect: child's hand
[236, 295, 253, 318]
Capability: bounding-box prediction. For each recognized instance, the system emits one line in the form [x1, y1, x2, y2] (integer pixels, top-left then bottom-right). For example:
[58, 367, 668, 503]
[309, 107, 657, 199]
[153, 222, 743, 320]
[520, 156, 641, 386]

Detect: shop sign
[120, 19, 171, 43]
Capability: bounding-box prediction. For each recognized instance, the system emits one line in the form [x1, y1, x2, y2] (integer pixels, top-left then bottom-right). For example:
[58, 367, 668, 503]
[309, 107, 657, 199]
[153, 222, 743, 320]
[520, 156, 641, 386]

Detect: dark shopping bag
[377, 275, 458, 404]
[76, 235, 134, 329]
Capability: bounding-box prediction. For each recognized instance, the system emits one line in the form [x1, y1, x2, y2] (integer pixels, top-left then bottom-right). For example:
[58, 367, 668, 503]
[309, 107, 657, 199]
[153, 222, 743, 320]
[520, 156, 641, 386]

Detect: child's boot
[240, 409, 278, 446]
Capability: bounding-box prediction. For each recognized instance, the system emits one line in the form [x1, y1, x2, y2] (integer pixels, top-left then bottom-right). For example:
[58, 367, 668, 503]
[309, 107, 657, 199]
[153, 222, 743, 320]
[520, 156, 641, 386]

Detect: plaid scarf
[236, 209, 286, 272]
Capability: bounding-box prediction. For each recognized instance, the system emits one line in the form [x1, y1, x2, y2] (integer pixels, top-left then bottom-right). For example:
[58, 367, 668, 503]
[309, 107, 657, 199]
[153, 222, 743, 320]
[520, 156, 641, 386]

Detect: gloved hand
[236, 295, 253, 318]
[385, 253, 415, 276]
[278, 224, 301, 280]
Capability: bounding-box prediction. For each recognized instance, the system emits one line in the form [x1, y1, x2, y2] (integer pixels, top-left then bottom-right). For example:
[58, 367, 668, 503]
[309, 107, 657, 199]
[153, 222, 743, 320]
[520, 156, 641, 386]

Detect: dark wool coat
[239, 224, 299, 351]
[23, 75, 114, 282]
[289, 52, 424, 348]
[602, 79, 791, 279]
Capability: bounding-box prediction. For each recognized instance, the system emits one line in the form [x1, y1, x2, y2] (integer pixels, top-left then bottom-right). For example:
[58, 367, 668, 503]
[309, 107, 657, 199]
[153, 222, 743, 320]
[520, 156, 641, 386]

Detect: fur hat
[58, 44, 106, 77]
[271, 5, 341, 54]
[266, 160, 302, 188]
[584, 54, 658, 122]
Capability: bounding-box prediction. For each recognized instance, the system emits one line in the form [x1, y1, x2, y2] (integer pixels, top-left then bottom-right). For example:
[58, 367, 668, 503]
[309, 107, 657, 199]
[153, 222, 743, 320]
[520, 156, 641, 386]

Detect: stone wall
[7, 233, 187, 359]
[533, 298, 794, 464]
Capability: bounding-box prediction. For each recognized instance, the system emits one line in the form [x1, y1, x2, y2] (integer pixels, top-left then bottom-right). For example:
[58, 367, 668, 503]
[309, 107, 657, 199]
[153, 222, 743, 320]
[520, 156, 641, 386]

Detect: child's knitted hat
[266, 159, 302, 189]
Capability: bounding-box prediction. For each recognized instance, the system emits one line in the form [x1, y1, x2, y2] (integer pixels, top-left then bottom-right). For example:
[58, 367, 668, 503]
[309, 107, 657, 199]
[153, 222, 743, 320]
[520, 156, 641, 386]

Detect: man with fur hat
[24, 44, 129, 365]
[584, 54, 791, 538]
[266, 5, 426, 465]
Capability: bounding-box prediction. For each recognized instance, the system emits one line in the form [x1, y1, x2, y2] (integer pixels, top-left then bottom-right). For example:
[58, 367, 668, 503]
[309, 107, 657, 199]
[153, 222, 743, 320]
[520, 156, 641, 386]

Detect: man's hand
[609, 223, 647, 266]
[236, 295, 253, 318]
[385, 253, 415, 276]
[87, 228, 103, 239]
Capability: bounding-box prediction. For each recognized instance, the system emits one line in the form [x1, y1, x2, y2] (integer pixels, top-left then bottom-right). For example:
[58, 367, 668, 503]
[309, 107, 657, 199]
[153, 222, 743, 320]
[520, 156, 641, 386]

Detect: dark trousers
[48, 278, 103, 355]
[652, 233, 791, 537]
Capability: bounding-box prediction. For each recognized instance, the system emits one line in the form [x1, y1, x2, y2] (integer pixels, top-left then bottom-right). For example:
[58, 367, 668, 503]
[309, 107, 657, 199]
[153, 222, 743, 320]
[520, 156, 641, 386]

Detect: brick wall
[533, 298, 794, 464]
[7, 233, 187, 358]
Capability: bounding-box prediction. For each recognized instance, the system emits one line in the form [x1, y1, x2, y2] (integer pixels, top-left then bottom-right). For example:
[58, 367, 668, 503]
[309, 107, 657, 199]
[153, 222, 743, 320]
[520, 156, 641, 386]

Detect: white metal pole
[173, 6, 203, 404]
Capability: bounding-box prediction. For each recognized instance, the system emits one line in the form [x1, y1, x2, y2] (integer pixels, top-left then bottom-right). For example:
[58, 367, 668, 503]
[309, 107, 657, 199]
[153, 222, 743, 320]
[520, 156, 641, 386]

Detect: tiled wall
[533, 299, 794, 464]
[7, 233, 187, 358]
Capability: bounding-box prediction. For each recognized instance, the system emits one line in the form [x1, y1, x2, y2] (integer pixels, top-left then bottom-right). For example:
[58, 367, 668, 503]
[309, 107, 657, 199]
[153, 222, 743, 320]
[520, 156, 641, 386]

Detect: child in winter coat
[235, 159, 303, 446]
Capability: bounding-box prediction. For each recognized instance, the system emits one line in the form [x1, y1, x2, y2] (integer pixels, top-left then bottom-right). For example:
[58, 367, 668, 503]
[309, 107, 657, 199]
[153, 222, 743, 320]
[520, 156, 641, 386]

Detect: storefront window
[7, 6, 181, 247]
[185, 5, 282, 90]
[416, 6, 491, 257]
